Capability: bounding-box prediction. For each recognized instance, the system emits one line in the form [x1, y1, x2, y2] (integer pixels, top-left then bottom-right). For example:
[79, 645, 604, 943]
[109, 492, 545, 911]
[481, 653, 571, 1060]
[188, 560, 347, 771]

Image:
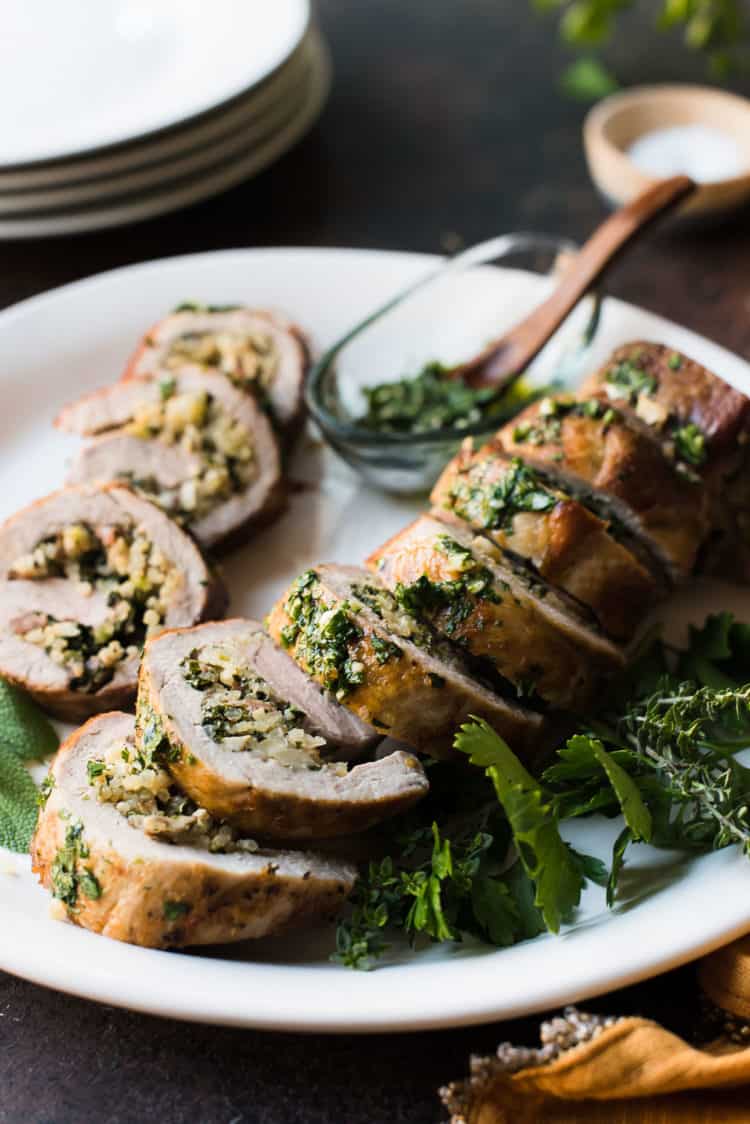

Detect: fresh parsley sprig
[333, 823, 519, 970]
[335, 612, 750, 968]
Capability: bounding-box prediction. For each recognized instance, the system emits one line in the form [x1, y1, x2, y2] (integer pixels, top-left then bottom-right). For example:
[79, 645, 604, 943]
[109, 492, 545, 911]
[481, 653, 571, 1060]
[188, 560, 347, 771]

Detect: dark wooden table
[2, 3, 749, 1121]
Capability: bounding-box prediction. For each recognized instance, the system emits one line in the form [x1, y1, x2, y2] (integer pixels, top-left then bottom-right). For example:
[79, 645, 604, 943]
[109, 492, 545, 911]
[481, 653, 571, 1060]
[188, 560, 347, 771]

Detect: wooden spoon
[449, 174, 696, 390]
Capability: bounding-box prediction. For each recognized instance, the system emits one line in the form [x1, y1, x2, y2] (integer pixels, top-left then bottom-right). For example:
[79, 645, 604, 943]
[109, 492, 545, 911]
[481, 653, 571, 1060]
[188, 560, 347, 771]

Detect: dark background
[2, 2, 749, 1121]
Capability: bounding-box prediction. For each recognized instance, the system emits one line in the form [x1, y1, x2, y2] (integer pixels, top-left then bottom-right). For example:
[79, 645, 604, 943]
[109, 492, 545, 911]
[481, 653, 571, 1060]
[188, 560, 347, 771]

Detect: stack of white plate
[0, 0, 329, 239]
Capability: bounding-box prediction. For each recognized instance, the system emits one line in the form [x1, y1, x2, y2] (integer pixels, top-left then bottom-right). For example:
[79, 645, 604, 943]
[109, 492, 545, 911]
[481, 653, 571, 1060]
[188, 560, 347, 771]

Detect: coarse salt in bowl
[583, 84, 750, 223]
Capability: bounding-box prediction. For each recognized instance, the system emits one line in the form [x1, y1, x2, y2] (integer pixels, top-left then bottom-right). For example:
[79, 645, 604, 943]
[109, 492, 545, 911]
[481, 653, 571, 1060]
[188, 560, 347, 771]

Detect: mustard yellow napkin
[441, 935, 750, 1123]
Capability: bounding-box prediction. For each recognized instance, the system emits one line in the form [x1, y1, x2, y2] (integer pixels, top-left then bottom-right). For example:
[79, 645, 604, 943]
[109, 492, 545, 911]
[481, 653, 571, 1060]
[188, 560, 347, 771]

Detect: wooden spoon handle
[456, 174, 696, 389]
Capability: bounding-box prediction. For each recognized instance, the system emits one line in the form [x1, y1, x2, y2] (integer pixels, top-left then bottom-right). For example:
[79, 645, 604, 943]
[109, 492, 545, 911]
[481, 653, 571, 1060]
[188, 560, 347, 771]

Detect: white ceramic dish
[0, 38, 330, 239]
[0, 34, 317, 215]
[0, 0, 310, 166]
[1, 247, 750, 1032]
[0, 31, 313, 200]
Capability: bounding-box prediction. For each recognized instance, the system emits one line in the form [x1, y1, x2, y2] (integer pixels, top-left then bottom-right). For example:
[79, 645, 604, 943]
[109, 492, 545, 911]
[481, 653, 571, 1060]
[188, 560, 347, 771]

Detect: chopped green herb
[37, 773, 55, 808]
[86, 759, 106, 782]
[158, 376, 176, 401]
[370, 635, 402, 665]
[392, 535, 500, 640]
[673, 422, 707, 466]
[50, 818, 100, 910]
[604, 360, 657, 402]
[450, 456, 556, 533]
[135, 699, 180, 766]
[180, 645, 322, 759]
[280, 571, 365, 699]
[509, 399, 600, 447]
[172, 302, 241, 314]
[668, 352, 683, 371]
[163, 899, 191, 922]
[79, 869, 102, 901]
[358, 362, 542, 436]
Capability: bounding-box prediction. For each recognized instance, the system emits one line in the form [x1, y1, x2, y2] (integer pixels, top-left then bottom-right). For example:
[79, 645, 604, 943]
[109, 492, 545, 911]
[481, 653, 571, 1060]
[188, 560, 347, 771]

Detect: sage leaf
[0, 745, 39, 853]
[0, 677, 58, 761]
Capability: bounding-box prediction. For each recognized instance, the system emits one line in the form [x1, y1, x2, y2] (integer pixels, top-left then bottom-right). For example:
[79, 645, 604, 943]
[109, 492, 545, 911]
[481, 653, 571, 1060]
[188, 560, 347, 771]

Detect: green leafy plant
[532, 0, 749, 98]
[0, 677, 58, 853]
[335, 611, 750, 968]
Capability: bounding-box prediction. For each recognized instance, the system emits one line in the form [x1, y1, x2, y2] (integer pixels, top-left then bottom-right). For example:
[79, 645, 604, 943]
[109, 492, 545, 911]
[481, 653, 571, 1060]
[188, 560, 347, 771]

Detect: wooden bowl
[584, 84, 750, 222]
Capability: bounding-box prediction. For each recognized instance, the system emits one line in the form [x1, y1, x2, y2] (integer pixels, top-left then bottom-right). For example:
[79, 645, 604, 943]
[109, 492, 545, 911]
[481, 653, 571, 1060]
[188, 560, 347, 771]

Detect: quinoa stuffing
[9, 522, 181, 692]
[163, 328, 279, 393]
[88, 738, 259, 854]
[180, 641, 341, 772]
[122, 385, 256, 524]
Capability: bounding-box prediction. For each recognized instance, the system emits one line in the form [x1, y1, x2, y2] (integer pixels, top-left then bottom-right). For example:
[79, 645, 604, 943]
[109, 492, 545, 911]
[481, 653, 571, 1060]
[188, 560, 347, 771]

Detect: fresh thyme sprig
[335, 613, 750, 968]
[617, 683, 750, 853]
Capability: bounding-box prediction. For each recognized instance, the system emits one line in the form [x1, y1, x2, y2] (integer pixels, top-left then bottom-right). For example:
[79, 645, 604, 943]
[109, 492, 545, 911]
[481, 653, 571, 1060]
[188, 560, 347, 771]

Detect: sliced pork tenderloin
[266, 564, 553, 762]
[0, 484, 226, 721]
[580, 341, 750, 472]
[580, 341, 750, 582]
[498, 395, 712, 583]
[368, 514, 623, 714]
[430, 439, 660, 640]
[122, 305, 309, 439]
[57, 369, 284, 552]
[136, 619, 422, 840]
[31, 712, 356, 949]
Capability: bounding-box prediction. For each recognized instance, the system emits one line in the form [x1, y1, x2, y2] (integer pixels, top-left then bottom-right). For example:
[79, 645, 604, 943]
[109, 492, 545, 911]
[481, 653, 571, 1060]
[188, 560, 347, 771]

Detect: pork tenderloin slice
[122, 306, 309, 435]
[430, 439, 660, 640]
[31, 712, 356, 949]
[68, 433, 203, 491]
[57, 369, 284, 552]
[266, 564, 552, 762]
[0, 484, 225, 721]
[498, 397, 712, 582]
[368, 514, 623, 714]
[0, 580, 141, 719]
[701, 467, 750, 583]
[580, 342, 750, 585]
[580, 341, 750, 468]
[136, 619, 416, 840]
[153, 619, 377, 755]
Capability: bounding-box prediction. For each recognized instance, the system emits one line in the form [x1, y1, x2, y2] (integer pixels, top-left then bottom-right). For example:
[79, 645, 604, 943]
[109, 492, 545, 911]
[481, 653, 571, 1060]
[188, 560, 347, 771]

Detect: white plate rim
[0, 38, 318, 215]
[0, 30, 314, 195]
[0, 38, 331, 240]
[1, 0, 311, 168]
[1, 246, 750, 1032]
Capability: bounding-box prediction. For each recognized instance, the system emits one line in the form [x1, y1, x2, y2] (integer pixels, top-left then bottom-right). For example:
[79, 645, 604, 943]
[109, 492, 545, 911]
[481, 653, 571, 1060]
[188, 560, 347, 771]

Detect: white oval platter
[1, 247, 750, 1032]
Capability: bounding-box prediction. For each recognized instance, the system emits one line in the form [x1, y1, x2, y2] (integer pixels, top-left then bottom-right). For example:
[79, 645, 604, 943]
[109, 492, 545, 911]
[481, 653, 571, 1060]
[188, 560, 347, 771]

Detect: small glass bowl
[305, 232, 602, 494]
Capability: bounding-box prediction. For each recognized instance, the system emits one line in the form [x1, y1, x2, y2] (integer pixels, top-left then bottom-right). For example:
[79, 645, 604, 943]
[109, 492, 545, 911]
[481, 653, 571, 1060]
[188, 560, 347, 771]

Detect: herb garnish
[511, 398, 611, 446]
[393, 535, 499, 638]
[0, 677, 59, 853]
[673, 422, 707, 467]
[280, 571, 365, 699]
[358, 362, 542, 436]
[163, 899, 191, 922]
[604, 359, 657, 402]
[370, 635, 402, 665]
[50, 819, 101, 910]
[449, 456, 556, 533]
[335, 611, 750, 968]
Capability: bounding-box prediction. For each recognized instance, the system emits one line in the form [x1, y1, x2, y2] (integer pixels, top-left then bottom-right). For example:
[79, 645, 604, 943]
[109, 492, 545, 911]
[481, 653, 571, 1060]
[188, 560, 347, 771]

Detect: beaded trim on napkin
[439, 1006, 620, 1122]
